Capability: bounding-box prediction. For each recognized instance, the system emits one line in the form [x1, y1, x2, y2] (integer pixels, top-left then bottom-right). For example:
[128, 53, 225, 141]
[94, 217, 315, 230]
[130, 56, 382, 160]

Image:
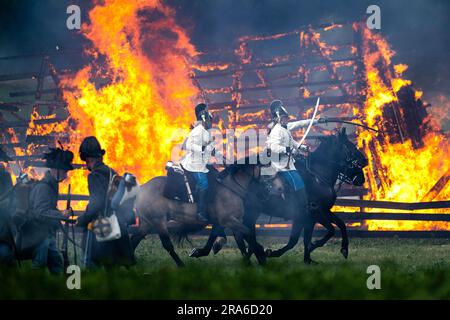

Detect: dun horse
[129, 164, 263, 267]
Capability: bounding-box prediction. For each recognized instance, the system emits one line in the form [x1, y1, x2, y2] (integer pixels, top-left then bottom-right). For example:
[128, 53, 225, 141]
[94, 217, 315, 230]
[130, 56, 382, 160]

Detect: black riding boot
[196, 189, 209, 222]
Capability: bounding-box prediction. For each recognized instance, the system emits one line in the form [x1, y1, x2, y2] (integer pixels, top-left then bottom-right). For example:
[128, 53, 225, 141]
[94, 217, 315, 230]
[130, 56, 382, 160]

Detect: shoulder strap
[102, 168, 115, 218]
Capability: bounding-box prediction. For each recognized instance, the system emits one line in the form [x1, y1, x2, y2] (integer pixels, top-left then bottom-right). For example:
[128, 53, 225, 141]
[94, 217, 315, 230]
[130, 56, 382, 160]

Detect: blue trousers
[32, 236, 63, 274]
[191, 172, 208, 191]
[279, 170, 305, 192]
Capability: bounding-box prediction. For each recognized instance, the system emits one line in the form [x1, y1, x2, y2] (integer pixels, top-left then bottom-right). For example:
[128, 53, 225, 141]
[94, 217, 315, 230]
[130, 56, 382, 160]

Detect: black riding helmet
[79, 136, 105, 161]
[195, 103, 213, 122]
[269, 100, 289, 120]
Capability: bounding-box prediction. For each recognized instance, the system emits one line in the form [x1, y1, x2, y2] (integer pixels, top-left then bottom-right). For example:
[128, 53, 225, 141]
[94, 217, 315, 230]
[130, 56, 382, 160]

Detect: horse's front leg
[233, 231, 248, 257]
[330, 212, 349, 258]
[190, 224, 223, 258]
[265, 216, 304, 258]
[240, 211, 267, 265]
[156, 221, 185, 267]
[302, 218, 317, 264]
[308, 211, 335, 254]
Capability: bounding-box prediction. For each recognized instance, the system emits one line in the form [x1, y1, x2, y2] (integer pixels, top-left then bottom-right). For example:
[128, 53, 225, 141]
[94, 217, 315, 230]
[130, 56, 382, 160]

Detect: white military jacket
[180, 122, 212, 173]
[266, 119, 316, 171]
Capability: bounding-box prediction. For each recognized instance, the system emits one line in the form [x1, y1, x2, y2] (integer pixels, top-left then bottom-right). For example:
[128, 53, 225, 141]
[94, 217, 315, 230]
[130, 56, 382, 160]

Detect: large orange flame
[354, 24, 450, 230]
[60, 0, 199, 197]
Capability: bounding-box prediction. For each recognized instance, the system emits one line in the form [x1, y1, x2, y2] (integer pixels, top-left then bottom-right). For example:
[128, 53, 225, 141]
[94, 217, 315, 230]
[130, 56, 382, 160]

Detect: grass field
[1, 236, 449, 299]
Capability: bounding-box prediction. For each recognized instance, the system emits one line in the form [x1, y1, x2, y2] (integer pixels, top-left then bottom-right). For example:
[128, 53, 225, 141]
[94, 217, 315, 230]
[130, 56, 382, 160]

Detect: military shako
[195, 103, 212, 122]
[269, 99, 289, 121]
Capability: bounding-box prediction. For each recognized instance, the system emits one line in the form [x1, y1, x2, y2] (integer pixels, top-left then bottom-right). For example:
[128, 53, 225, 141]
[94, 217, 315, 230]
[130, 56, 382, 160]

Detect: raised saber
[285, 97, 320, 169]
[298, 97, 320, 146]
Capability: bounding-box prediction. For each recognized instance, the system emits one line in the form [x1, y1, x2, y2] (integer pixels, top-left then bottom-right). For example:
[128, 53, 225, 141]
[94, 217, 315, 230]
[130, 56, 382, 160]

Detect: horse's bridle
[335, 142, 366, 185]
[303, 139, 365, 187]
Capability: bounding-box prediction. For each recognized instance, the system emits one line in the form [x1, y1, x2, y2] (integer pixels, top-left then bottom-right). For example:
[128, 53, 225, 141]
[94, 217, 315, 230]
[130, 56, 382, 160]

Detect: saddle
[259, 173, 292, 201]
[163, 162, 217, 203]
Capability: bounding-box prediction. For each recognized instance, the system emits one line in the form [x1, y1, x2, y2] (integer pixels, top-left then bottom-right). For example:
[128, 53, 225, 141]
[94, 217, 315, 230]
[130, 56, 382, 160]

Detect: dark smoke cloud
[169, 0, 450, 95]
[0, 0, 449, 99]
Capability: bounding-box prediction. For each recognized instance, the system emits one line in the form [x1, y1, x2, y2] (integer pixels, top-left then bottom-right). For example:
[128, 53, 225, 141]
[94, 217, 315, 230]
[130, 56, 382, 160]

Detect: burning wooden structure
[0, 17, 449, 234]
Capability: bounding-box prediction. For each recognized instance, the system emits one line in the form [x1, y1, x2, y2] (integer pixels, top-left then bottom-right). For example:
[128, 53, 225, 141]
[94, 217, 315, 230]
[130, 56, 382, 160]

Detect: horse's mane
[309, 134, 338, 163]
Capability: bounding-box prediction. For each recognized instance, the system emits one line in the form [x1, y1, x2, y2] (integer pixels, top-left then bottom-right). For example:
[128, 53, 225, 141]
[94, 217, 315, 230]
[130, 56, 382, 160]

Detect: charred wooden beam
[0, 103, 20, 112]
[0, 72, 37, 82]
[250, 229, 450, 238]
[307, 27, 350, 98]
[421, 169, 450, 201]
[208, 96, 359, 111]
[9, 88, 60, 98]
[25, 135, 70, 144]
[335, 198, 450, 210]
[234, 116, 359, 127]
[25, 160, 84, 170]
[336, 212, 450, 222]
[0, 117, 68, 129]
[194, 57, 357, 79]
[205, 78, 356, 95]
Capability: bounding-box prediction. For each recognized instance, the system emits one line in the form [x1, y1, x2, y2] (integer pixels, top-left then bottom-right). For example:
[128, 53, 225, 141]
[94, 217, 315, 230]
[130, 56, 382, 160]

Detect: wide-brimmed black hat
[0, 146, 12, 162]
[195, 103, 212, 121]
[79, 136, 105, 161]
[43, 147, 74, 170]
[269, 100, 289, 119]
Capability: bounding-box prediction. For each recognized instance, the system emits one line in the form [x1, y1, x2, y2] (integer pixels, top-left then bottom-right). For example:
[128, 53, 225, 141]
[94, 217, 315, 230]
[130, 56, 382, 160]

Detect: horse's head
[108, 175, 123, 199]
[336, 128, 368, 186]
[109, 173, 140, 204]
[315, 128, 368, 186]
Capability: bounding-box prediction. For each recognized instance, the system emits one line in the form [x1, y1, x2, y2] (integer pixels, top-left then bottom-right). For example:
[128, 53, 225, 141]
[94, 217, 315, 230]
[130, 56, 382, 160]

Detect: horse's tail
[172, 223, 205, 245]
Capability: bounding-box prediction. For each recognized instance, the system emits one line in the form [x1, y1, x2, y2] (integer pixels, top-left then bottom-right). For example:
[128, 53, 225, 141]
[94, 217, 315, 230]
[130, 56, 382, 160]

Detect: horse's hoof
[340, 247, 348, 259]
[257, 255, 267, 266]
[189, 248, 203, 258]
[177, 261, 186, 268]
[242, 256, 252, 266]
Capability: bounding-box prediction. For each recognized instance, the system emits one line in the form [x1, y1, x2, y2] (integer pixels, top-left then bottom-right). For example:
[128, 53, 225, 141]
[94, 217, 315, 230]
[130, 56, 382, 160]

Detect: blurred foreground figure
[18, 147, 74, 274]
[0, 147, 14, 267]
[76, 136, 134, 269]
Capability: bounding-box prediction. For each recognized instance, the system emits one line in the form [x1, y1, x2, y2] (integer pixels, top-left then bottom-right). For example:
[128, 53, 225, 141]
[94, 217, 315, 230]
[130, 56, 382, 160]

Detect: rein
[303, 140, 360, 188]
[216, 165, 258, 199]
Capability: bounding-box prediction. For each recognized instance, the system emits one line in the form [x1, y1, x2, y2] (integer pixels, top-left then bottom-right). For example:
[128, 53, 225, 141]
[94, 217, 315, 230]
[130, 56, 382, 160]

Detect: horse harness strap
[216, 177, 247, 200]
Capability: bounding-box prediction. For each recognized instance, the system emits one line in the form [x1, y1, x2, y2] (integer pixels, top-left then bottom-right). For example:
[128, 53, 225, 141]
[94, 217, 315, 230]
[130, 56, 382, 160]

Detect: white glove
[204, 144, 216, 156]
[299, 144, 310, 152]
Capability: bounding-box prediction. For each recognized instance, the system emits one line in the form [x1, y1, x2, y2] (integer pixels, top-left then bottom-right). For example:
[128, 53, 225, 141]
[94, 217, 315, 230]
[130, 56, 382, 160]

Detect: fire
[60, 0, 199, 197]
[354, 23, 450, 230]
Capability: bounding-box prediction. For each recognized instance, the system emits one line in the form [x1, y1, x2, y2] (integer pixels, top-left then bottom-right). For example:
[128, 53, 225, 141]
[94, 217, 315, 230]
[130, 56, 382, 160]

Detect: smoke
[169, 0, 450, 98]
[0, 0, 449, 115]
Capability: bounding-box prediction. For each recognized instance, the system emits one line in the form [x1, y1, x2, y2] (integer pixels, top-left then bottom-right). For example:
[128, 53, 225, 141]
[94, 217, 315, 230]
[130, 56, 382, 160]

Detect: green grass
[1, 237, 449, 299]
